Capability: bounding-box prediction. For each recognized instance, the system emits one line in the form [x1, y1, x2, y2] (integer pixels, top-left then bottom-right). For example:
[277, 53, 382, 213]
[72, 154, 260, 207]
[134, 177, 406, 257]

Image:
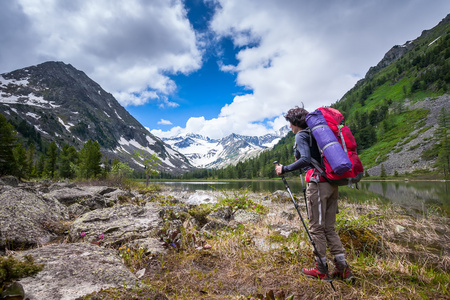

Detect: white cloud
[0, 0, 202, 106]
[158, 119, 173, 125]
[158, 0, 449, 139]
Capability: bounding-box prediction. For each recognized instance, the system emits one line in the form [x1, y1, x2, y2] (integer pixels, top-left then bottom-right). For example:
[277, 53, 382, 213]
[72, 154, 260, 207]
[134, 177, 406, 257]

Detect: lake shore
[81, 185, 449, 300]
[1, 177, 448, 299]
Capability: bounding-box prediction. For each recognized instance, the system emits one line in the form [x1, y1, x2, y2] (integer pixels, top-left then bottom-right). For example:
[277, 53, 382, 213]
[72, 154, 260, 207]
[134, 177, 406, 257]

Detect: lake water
[154, 179, 449, 216]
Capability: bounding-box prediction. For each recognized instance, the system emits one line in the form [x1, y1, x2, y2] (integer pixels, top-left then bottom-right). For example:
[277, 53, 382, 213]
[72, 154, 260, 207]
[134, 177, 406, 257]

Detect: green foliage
[44, 141, 58, 178]
[133, 150, 161, 186]
[110, 160, 134, 180]
[77, 139, 102, 179]
[0, 114, 17, 176]
[0, 255, 44, 293]
[215, 188, 268, 215]
[13, 144, 28, 180]
[335, 209, 381, 254]
[59, 144, 78, 179]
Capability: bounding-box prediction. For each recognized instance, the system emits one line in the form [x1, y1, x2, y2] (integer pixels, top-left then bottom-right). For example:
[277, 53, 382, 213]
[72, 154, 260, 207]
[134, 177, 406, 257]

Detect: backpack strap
[337, 125, 348, 154]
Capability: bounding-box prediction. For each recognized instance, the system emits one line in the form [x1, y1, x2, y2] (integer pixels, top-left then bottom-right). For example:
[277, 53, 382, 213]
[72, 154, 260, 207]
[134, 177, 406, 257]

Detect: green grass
[360, 108, 430, 168]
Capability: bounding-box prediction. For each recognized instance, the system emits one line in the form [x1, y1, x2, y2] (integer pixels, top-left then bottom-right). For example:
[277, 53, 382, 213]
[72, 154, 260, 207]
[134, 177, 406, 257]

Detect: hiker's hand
[275, 164, 283, 175]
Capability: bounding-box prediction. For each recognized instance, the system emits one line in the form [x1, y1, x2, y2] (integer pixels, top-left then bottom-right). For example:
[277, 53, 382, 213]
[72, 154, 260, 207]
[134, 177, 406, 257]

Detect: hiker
[274, 106, 355, 282]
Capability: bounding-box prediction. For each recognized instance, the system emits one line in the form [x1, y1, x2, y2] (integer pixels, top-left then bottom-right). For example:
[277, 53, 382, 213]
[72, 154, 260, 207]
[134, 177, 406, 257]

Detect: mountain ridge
[0, 61, 193, 175]
[162, 126, 289, 168]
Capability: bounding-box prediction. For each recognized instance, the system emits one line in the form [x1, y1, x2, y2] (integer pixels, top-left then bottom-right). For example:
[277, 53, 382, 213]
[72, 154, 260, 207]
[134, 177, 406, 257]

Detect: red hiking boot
[301, 262, 330, 280]
[331, 259, 355, 283]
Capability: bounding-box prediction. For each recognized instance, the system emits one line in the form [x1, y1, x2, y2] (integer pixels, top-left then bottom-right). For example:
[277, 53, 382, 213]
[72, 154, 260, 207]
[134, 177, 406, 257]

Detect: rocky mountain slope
[162, 127, 289, 168]
[0, 61, 192, 175]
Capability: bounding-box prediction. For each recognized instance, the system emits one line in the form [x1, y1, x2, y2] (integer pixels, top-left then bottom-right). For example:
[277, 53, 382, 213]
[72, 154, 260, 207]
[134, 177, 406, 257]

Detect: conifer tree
[59, 144, 78, 179]
[78, 140, 102, 179]
[44, 142, 59, 179]
[0, 114, 17, 176]
[380, 164, 387, 178]
[436, 108, 449, 177]
[13, 144, 28, 180]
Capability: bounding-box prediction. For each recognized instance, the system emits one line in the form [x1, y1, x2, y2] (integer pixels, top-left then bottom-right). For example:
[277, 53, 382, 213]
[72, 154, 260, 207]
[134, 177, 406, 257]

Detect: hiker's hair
[284, 106, 309, 129]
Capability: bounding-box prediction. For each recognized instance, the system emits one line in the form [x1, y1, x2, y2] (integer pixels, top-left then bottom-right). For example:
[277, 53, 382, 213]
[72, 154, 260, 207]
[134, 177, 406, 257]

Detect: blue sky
[1, 0, 450, 139]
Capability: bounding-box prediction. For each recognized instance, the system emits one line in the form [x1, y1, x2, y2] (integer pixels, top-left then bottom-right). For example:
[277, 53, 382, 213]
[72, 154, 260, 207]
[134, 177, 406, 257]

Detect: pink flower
[98, 234, 104, 240]
[80, 232, 86, 238]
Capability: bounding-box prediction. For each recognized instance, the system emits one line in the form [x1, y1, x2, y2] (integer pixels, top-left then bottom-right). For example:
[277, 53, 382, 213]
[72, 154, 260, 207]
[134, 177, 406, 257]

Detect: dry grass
[83, 192, 450, 300]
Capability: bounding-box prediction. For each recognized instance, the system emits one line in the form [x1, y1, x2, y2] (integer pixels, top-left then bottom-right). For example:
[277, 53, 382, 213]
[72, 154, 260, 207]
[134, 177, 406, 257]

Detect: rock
[209, 206, 233, 221]
[14, 243, 140, 300]
[123, 238, 167, 255]
[45, 187, 111, 209]
[0, 175, 20, 187]
[281, 210, 296, 221]
[272, 190, 290, 202]
[232, 209, 261, 224]
[0, 188, 69, 250]
[395, 225, 406, 234]
[69, 203, 163, 246]
[270, 223, 300, 239]
[68, 203, 91, 218]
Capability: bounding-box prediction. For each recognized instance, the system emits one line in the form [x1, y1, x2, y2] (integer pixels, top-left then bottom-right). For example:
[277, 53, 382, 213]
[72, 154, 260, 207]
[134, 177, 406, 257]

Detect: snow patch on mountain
[162, 128, 289, 169]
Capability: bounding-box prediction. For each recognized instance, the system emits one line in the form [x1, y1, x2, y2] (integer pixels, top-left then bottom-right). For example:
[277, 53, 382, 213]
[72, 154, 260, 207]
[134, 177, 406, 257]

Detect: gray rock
[270, 223, 300, 239]
[15, 243, 140, 300]
[0, 188, 69, 250]
[232, 209, 261, 224]
[45, 187, 111, 209]
[69, 203, 163, 246]
[272, 190, 291, 202]
[68, 203, 91, 218]
[0, 175, 20, 187]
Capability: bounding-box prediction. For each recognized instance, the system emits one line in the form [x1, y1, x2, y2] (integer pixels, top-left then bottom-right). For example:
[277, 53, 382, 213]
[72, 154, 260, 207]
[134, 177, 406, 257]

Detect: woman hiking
[274, 106, 355, 283]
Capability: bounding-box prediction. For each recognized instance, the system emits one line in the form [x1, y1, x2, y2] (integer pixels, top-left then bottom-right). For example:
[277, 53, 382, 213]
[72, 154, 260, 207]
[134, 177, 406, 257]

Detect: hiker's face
[290, 122, 301, 134]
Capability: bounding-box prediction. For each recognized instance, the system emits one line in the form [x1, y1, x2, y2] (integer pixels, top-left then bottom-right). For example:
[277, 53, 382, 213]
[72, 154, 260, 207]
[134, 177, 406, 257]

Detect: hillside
[0, 61, 193, 175]
[332, 14, 450, 176]
[215, 14, 450, 179]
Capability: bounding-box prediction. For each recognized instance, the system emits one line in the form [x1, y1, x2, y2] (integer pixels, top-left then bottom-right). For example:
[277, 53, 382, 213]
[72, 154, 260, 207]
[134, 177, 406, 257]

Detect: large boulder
[45, 185, 135, 210]
[15, 243, 140, 300]
[0, 187, 69, 250]
[69, 203, 163, 246]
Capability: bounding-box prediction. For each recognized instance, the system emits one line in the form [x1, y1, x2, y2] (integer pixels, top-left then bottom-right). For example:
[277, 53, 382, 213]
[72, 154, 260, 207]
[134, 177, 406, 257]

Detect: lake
[154, 179, 449, 216]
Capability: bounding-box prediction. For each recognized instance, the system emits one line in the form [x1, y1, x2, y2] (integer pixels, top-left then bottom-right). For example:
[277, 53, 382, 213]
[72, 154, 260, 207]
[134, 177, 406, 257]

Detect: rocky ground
[0, 176, 448, 300]
[0, 177, 293, 299]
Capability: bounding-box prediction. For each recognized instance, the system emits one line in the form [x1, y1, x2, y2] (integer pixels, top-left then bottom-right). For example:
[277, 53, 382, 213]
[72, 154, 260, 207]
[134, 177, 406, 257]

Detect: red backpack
[305, 107, 364, 187]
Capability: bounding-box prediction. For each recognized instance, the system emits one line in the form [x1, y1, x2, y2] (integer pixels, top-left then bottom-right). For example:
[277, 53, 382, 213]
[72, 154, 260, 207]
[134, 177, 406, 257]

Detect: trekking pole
[274, 161, 335, 290]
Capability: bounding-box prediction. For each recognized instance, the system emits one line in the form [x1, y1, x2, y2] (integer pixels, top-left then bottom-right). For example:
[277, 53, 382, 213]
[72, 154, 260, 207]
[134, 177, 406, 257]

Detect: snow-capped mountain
[163, 126, 289, 168]
[0, 61, 193, 175]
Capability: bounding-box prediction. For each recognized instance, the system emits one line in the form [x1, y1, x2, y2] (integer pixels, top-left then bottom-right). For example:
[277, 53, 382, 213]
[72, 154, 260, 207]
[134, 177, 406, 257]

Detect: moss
[339, 228, 382, 254]
[188, 206, 212, 227]
[0, 255, 44, 293]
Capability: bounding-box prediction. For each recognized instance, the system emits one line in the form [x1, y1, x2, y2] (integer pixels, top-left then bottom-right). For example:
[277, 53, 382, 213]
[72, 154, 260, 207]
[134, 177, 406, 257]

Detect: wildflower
[80, 232, 86, 241]
[98, 234, 104, 240]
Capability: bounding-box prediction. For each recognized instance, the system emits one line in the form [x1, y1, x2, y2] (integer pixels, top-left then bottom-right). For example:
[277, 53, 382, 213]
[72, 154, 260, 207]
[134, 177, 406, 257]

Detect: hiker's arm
[282, 132, 311, 173]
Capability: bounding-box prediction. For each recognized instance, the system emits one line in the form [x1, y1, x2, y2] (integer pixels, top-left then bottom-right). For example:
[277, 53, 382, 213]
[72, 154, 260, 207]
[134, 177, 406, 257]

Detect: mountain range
[162, 127, 289, 169]
[0, 61, 288, 174]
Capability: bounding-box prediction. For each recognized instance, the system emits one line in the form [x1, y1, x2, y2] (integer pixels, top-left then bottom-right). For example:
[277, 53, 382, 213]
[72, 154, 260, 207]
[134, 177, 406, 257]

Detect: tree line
[0, 114, 161, 182]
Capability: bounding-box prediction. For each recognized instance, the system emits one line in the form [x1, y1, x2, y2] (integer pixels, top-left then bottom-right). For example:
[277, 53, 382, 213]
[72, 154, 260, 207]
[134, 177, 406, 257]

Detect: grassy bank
[82, 188, 449, 300]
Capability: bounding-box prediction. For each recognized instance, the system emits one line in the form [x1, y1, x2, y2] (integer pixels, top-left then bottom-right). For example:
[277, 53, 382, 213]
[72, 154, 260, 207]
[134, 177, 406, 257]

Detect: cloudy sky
[1, 0, 449, 139]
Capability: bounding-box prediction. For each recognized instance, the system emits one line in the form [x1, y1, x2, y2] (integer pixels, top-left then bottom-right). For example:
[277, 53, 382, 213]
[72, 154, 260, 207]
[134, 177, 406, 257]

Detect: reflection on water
[358, 181, 449, 215]
[154, 180, 449, 215]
